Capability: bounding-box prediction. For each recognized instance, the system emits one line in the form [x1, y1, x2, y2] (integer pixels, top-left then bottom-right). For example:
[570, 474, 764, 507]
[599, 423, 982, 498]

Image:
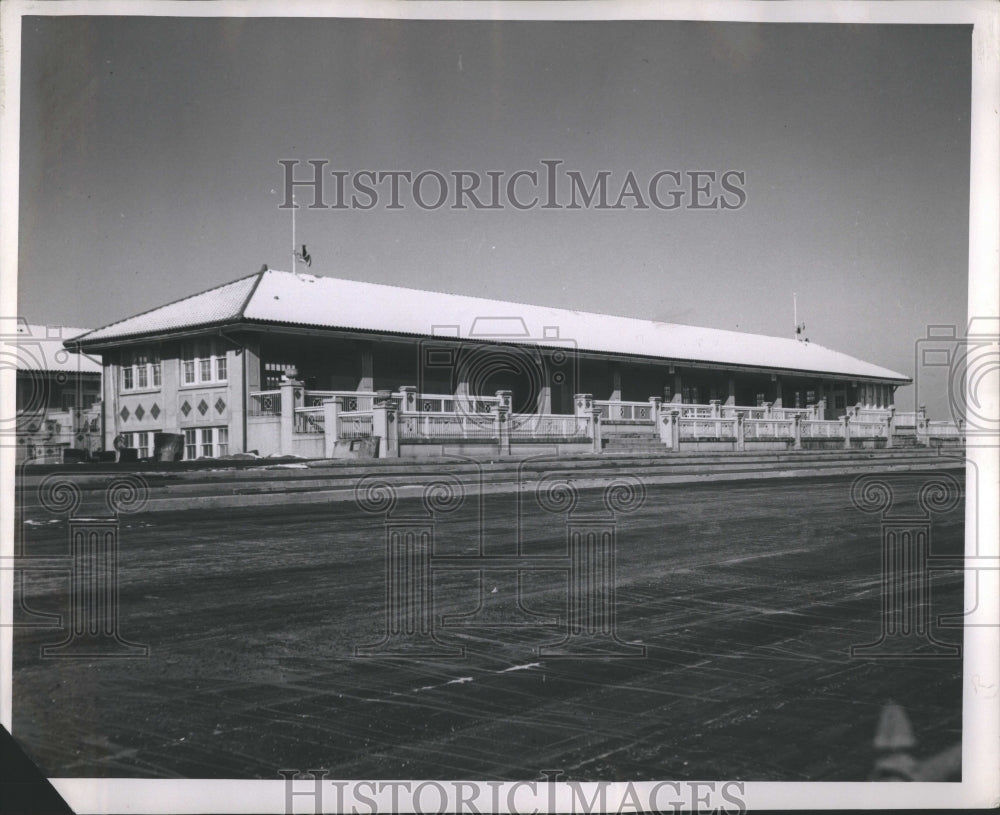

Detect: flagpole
[291, 194, 296, 273]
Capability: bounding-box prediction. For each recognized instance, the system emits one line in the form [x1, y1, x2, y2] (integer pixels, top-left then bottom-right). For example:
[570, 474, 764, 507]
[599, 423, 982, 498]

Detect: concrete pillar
[575, 393, 593, 417]
[610, 363, 622, 401]
[373, 399, 398, 458]
[672, 372, 683, 403]
[736, 411, 746, 452]
[885, 406, 894, 449]
[496, 404, 511, 456]
[323, 397, 340, 457]
[763, 401, 772, 418]
[726, 375, 736, 406]
[668, 409, 680, 451]
[590, 408, 603, 453]
[538, 383, 552, 415]
[496, 389, 512, 410]
[398, 385, 417, 413]
[279, 378, 303, 454]
[648, 396, 662, 422]
[793, 413, 802, 450]
[842, 415, 851, 450]
[358, 342, 374, 392]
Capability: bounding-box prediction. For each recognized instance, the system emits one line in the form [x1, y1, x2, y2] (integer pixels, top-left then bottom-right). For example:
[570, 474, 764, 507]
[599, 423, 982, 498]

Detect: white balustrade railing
[337, 413, 374, 440]
[294, 406, 325, 434]
[851, 421, 886, 438]
[678, 417, 737, 440]
[743, 419, 794, 439]
[306, 390, 377, 411]
[249, 390, 282, 417]
[402, 392, 498, 415]
[595, 400, 654, 422]
[801, 420, 843, 439]
[399, 412, 497, 440]
[509, 414, 590, 438]
[926, 421, 963, 437]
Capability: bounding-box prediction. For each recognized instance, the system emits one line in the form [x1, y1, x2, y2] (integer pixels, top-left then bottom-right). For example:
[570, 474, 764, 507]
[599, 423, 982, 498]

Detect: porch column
[357, 342, 374, 392]
[726, 375, 736, 406]
[610, 363, 622, 401]
[773, 376, 783, 408]
[672, 370, 683, 403]
[537, 383, 552, 415]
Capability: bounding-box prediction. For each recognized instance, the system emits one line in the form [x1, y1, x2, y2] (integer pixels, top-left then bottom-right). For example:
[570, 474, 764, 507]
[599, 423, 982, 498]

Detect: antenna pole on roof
[793, 292, 797, 338]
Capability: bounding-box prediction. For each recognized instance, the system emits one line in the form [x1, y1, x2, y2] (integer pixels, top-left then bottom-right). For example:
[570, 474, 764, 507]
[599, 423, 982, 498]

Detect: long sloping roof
[70, 269, 911, 382]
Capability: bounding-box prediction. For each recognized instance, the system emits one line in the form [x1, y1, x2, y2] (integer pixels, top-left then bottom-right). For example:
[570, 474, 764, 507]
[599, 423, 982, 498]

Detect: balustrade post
[398, 385, 417, 414]
[648, 396, 662, 424]
[885, 406, 895, 449]
[373, 400, 399, 458]
[842, 415, 852, 449]
[763, 401, 772, 419]
[591, 408, 603, 453]
[575, 393, 593, 417]
[736, 410, 746, 452]
[323, 397, 341, 457]
[793, 413, 802, 450]
[497, 404, 511, 456]
[669, 409, 680, 452]
[495, 389, 513, 411]
[279, 377, 303, 455]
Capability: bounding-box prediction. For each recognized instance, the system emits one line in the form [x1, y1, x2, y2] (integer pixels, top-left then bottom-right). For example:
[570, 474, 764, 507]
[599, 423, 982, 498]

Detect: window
[121, 430, 159, 458]
[806, 390, 816, 406]
[181, 341, 228, 386]
[756, 393, 765, 406]
[183, 426, 229, 459]
[263, 362, 295, 390]
[120, 348, 160, 392]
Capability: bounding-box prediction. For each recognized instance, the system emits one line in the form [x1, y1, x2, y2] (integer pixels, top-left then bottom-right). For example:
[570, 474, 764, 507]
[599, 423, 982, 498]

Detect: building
[65, 269, 912, 459]
[13, 321, 103, 462]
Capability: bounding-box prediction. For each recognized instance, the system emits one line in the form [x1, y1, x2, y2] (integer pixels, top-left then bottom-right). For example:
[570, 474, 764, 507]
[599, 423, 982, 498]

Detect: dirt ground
[11, 472, 964, 781]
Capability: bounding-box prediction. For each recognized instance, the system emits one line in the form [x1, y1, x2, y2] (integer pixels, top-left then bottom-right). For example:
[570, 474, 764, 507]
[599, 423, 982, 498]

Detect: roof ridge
[259, 269, 810, 347]
[69, 269, 264, 346]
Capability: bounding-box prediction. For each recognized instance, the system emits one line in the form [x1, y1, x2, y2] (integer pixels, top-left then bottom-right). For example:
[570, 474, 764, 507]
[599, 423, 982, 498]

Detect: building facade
[66, 269, 912, 459]
[14, 322, 103, 461]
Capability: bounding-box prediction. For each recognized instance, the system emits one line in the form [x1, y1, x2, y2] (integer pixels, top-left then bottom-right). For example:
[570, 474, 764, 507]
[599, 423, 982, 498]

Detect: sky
[15, 15, 972, 415]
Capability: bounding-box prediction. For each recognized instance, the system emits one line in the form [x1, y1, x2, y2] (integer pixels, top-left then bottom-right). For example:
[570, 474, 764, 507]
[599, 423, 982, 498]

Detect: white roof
[72, 269, 910, 382]
[15, 322, 102, 375]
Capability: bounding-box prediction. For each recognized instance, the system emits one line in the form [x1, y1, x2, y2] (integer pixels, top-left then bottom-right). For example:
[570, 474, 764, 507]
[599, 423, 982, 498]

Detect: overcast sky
[16, 16, 971, 413]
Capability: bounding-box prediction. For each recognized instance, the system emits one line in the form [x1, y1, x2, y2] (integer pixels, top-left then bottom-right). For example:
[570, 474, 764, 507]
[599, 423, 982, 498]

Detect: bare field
[11, 472, 964, 781]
